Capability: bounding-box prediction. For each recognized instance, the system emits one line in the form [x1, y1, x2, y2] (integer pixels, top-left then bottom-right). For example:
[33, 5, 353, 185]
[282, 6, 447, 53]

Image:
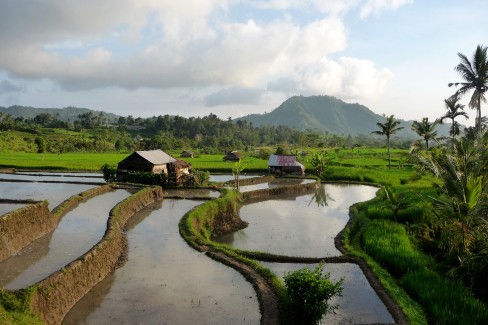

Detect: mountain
[235, 95, 453, 138]
[0, 105, 120, 123]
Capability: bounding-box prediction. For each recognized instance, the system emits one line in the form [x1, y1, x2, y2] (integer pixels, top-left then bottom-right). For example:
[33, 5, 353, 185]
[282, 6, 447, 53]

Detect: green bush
[284, 263, 343, 325]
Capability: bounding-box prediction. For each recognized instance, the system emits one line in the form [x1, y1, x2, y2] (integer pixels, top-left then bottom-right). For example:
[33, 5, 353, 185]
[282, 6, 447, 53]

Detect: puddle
[0, 203, 27, 216]
[0, 172, 105, 184]
[63, 199, 260, 325]
[0, 182, 95, 210]
[261, 262, 394, 324]
[236, 178, 316, 192]
[216, 184, 378, 257]
[163, 188, 220, 199]
[0, 189, 131, 289]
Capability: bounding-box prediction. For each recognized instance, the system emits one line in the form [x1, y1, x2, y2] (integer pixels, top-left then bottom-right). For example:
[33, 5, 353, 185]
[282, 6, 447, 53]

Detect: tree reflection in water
[309, 185, 330, 207]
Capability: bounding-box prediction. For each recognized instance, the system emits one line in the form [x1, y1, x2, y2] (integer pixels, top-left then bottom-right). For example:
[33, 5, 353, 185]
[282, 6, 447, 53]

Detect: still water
[63, 199, 260, 325]
[0, 181, 95, 210]
[262, 262, 394, 324]
[0, 189, 131, 289]
[217, 184, 378, 257]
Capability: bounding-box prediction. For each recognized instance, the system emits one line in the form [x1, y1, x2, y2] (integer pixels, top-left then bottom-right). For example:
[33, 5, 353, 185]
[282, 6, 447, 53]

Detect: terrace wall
[0, 201, 53, 262]
[28, 186, 163, 325]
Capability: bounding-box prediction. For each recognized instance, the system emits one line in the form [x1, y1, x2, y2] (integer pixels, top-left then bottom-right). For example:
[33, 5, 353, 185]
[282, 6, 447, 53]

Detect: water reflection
[262, 262, 394, 324]
[0, 182, 95, 210]
[0, 203, 27, 216]
[63, 199, 260, 325]
[0, 190, 131, 289]
[0, 172, 105, 184]
[216, 184, 378, 257]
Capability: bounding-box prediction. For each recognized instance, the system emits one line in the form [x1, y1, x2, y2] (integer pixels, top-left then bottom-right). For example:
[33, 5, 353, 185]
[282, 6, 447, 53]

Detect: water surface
[262, 262, 394, 324]
[217, 184, 378, 257]
[209, 174, 260, 183]
[237, 178, 316, 192]
[0, 172, 105, 184]
[63, 199, 260, 325]
[0, 189, 131, 289]
[0, 203, 27, 216]
[0, 182, 95, 210]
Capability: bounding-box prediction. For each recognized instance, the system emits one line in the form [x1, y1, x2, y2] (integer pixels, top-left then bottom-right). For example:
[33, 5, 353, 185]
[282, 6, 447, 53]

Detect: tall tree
[441, 95, 469, 144]
[449, 45, 488, 133]
[411, 117, 440, 152]
[372, 115, 404, 169]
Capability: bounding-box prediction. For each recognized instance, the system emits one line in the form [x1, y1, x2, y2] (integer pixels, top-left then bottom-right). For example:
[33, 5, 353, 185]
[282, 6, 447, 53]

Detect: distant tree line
[1, 110, 414, 154]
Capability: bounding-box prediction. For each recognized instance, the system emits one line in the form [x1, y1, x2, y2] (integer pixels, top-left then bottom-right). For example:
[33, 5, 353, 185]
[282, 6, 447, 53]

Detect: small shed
[118, 149, 177, 175]
[268, 154, 305, 176]
[180, 150, 195, 158]
[223, 151, 241, 162]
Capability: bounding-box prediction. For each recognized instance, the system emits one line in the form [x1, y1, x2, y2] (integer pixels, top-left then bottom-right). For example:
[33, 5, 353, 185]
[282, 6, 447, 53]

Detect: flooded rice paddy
[0, 189, 131, 289]
[0, 172, 105, 184]
[1, 174, 391, 324]
[0, 181, 95, 210]
[209, 174, 259, 183]
[217, 184, 378, 257]
[63, 199, 260, 325]
[0, 203, 26, 216]
[236, 177, 316, 192]
[262, 262, 394, 324]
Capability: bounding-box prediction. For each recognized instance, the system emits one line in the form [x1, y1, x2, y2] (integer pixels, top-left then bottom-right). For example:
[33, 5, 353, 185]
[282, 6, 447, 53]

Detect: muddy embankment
[26, 186, 163, 325]
[0, 185, 113, 263]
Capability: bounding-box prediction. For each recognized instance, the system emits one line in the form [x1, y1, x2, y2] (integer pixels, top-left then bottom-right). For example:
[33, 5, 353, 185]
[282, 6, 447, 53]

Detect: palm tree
[411, 117, 439, 152]
[449, 45, 488, 133]
[372, 115, 404, 169]
[441, 95, 469, 145]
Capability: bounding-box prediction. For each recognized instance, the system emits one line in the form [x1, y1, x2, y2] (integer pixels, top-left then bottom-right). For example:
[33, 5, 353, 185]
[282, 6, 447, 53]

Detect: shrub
[284, 263, 343, 325]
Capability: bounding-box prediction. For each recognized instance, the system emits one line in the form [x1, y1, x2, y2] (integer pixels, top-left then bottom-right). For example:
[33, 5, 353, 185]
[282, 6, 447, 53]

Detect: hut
[117, 150, 190, 181]
[180, 150, 195, 158]
[223, 151, 241, 162]
[268, 154, 305, 176]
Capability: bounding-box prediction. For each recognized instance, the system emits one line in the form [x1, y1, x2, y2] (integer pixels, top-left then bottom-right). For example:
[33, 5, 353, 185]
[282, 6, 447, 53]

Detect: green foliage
[284, 263, 343, 325]
[309, 151, 331, 179]
[34, 137, 46, 153]
[361, 219, 431, 277]
[100, 163, 117, 182]
[122, 171, 168, 186]
[402, 269, 488, 325]
[191, 169, 210, 186]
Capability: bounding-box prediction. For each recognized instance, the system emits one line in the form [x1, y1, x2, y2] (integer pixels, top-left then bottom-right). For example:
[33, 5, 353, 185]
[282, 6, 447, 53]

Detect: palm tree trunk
[425, 139, 429, 153]
[477, 100, 482, 133]
[387, 137, 391, 169]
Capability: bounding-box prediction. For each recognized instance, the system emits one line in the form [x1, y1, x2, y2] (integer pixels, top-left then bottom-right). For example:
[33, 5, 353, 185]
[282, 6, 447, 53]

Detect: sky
[0, 0, 486, 125]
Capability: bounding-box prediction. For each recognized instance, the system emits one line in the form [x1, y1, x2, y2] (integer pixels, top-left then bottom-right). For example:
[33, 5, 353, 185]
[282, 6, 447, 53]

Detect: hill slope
[0, 105, 120, 123]
[236, 95, 452, 137]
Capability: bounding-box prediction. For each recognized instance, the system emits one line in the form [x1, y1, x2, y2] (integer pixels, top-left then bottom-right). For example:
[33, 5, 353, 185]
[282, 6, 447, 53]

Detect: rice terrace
[1, 2, 488, 324]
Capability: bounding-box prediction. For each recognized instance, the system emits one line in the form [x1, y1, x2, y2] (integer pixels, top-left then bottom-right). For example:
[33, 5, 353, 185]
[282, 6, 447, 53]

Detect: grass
[346, 193, 488, 325]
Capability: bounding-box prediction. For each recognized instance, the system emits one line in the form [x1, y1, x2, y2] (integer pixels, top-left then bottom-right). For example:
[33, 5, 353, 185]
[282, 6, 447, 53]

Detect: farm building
[180, 150, 195, 158]
[268, 154, 305, 176]
[117, 149, 191, 180]
[223, 151, 241, 161]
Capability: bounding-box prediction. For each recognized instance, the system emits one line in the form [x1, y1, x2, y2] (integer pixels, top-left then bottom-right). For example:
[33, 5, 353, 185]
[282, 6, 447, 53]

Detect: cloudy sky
[0, 0, 486, 125]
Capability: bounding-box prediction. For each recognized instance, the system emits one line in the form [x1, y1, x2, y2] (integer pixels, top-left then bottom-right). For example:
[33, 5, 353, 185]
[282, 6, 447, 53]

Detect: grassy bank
[344, 186, 488, 325]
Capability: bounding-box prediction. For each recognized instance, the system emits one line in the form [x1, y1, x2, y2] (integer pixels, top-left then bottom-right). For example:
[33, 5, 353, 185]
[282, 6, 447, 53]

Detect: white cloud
[0, 0, 400, 117]
[360, 0, 414, 18]
[204, 87, 263, 106]
[295, 56, 393, 101]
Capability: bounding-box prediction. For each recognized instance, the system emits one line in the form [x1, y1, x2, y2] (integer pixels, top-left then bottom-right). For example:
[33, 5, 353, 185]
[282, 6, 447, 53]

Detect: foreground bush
[284, 263, 343, 325]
